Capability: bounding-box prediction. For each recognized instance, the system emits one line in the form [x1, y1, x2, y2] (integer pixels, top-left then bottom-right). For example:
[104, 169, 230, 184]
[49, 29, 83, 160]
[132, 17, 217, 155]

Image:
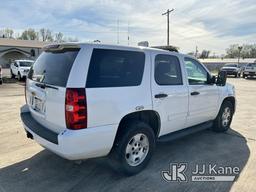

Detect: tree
[0, 28, 14, 38]
[20, 28, 38, 40]
[226, 44, 240, 58]
[226, 44, 256, 58]
[200, 50, 210, 59]
[55, 32, 64, 42]
[64, 36, 79, 42]
[39, 28, 53, 42]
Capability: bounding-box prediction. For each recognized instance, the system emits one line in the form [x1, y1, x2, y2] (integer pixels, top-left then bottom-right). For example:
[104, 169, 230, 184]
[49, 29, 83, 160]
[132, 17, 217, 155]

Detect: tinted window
[247, 63, 256, 67]
[28, 48, 79, 87]
[224, 64, 238, 67]
[20, 61, 33, 67]
[155, 54, 182, 85]
[184, 57, 208, 85]
[86, 49, 145, 88]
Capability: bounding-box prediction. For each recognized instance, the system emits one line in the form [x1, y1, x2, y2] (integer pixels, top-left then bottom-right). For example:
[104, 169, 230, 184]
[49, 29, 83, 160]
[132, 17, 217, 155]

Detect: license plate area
[30, 96, 45, 114]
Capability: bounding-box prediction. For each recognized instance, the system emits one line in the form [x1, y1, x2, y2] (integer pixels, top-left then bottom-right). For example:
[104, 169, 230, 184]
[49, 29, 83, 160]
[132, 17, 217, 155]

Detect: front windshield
[247, 63, 256, 67]
[19, 61, 33, 67]
[224, 64, 237, 67]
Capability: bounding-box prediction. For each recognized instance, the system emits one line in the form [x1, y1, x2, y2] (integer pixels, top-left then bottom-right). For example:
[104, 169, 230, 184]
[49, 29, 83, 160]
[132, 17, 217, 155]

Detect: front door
[183, 57, 219, 126]
[151, 53, 189, 136]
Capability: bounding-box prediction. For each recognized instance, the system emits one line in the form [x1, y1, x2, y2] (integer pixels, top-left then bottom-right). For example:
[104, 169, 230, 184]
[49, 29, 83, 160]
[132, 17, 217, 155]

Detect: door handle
[190, 91, 200, 96]
[155, 93, 168, 98]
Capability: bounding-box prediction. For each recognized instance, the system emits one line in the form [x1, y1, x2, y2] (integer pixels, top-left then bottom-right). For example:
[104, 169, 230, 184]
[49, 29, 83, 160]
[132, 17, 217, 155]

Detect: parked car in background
[20, 43, 235, 175]
[220, 63, 241, 77]
[242, 63, 256, 78]
[0, 65, 3, 85]
[10, 60, 34, 81]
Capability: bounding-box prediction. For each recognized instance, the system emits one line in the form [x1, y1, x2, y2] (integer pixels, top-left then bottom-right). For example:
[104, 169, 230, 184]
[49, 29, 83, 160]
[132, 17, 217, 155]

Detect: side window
[14, 62, 18, 67]
[155, 54, 183, 85]
[184, 57, 208, 85]
[86, 49, 145, 88]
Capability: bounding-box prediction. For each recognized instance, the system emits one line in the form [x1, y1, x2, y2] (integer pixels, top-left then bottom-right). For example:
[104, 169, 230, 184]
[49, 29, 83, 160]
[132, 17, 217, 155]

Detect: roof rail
[151, 45, 179, 52]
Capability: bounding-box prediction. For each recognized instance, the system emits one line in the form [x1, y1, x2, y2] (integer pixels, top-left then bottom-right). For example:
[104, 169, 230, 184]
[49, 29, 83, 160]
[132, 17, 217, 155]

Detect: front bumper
[20, 71, 29, 78]
[20, 105, 118, 160]
[221, 70, 238, 75]
[244, 71, 256, 76]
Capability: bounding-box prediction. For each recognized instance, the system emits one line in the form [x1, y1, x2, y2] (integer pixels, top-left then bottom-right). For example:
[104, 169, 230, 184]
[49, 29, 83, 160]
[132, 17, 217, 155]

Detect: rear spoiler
[43, 44, 80, 52]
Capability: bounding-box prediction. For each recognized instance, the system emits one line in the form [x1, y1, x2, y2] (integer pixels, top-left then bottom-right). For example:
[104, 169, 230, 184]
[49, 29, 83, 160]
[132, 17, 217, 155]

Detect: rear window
[86, 49, 145, 88]
[28, 48, 79, 87]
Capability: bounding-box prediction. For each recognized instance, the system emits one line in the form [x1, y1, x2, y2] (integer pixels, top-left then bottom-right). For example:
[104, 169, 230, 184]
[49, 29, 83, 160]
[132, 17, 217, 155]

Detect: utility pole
[238, 46, 243, 64]
[162, 8, 174, 46]
[195, 46, 198, 58]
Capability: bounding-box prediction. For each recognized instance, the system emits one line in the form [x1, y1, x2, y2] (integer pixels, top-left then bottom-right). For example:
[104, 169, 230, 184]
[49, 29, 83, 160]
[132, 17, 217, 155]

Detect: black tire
[109, 121, 156, 176]
[10, 70, 15, 78]
[0, 79, 2, 85]
[243, 74, 247, 78]
[212, 101, 234, 132]
[18, 72, 22, 81]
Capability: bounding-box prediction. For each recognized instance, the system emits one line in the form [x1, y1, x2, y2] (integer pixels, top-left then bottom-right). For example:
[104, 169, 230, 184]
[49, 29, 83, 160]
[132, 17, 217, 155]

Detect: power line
[162, 8, 174, 46]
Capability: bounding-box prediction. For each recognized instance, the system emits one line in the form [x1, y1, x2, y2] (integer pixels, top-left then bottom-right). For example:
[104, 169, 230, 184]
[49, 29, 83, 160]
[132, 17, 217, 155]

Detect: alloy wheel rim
[222, 107, 231, 127]
[125, 133, 149, 166]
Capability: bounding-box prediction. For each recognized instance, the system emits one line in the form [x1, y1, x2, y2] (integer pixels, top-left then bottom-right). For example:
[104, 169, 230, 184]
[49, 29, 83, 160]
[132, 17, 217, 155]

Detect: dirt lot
[0, 78, 255, 192]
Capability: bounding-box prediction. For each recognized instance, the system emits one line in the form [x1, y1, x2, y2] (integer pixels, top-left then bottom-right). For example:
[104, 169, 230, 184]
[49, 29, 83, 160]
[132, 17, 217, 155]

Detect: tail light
[65, 88, 87, 130]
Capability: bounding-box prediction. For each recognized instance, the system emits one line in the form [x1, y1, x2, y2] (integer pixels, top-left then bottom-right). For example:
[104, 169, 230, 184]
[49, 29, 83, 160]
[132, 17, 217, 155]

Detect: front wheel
[10, 70, 15, 78]
[212, 101, 234, 132]
[109, 121, 156, 176]
[18, 73, 22, 81]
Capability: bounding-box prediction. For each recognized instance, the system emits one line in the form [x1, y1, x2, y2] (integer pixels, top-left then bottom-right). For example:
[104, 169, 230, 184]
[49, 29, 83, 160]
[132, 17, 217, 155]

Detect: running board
[158, 121, 213, 142]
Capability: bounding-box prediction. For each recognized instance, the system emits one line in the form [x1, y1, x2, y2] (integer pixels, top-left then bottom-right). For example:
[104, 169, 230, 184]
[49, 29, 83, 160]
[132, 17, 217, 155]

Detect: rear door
[151, 53, 189, 136]
[26, 46, 80, 133]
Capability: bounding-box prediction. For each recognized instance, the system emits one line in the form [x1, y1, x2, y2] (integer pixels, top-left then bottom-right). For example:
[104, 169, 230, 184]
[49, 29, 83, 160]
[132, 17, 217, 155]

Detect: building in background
[0, 39, 49, 68]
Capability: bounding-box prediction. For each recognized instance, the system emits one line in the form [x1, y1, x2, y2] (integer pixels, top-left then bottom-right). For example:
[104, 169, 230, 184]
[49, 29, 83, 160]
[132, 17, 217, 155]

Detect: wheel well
[116, 110, 161, 138]
[223, 97, 235, 112]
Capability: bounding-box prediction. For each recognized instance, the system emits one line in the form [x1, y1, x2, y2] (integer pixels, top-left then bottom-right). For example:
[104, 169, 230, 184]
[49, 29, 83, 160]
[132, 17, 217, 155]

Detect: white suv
[20, 43, 236, 175]
[10, 60, 34, 81]
[242, 63, 256, 78]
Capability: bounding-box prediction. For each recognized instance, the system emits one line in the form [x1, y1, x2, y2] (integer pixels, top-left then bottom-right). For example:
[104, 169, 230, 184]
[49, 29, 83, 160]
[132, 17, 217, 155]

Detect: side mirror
[207, 75, 216, 84]
[216, 71, 227, 86]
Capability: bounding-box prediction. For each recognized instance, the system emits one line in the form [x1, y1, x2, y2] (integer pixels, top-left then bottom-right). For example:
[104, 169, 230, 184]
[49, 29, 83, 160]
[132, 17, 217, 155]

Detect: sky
[0, 0, 256, 55]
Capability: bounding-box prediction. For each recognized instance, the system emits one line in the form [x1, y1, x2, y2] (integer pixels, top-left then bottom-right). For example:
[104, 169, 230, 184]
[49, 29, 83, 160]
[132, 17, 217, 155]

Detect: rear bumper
[20, 105, 118, 160]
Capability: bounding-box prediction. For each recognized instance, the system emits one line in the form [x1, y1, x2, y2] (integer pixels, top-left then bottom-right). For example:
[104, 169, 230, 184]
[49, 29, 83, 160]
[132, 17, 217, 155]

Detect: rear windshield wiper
[35, 83, 59, 90]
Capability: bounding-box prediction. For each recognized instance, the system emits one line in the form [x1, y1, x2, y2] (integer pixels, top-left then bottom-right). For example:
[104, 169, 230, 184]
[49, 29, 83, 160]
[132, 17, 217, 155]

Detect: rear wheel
[10, 70, 15, 78]
[0, 79, 2, 85]
[243, 74, 247, 78]
[109, 121, 156, 176]
[212, 101, 234, 132]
